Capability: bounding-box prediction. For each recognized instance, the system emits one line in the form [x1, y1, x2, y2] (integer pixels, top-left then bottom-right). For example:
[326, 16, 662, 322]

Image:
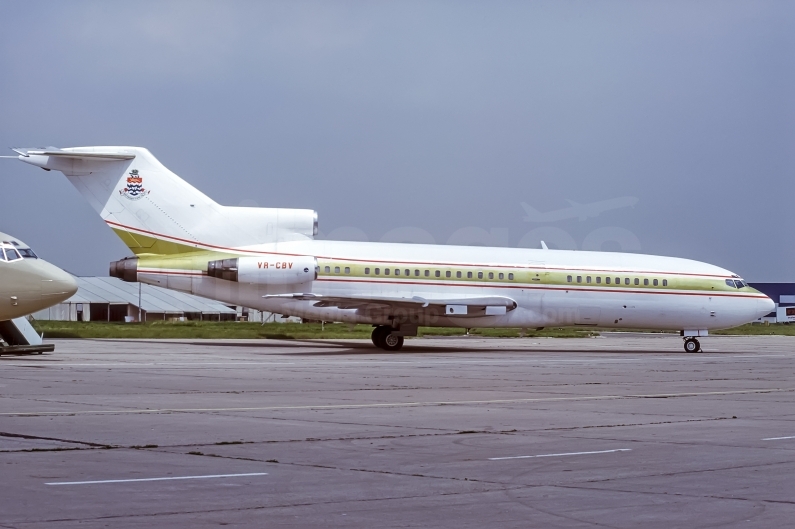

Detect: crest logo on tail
[119, 169, 150, 200]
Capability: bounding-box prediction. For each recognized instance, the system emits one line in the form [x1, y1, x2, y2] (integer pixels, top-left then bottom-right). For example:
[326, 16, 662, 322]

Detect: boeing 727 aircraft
[11, 146, 773, 352]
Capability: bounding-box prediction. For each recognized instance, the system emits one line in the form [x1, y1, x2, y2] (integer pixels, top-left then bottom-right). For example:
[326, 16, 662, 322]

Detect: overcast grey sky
[1, 1, 793, 279]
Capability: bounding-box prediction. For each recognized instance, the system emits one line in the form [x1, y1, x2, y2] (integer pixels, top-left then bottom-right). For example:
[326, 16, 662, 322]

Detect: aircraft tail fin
[14, 147, 317, 255]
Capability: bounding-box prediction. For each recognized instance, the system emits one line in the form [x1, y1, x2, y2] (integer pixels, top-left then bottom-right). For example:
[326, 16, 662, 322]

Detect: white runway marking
[45, 472, 268, 486]
[762, 436, 795, 441]
[489, 448, 632, 460]
[1, 387, 790, 417]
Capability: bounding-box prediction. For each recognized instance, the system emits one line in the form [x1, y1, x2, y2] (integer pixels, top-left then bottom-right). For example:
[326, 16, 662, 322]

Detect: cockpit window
[1, 248, 22, 261]
[725, 279, 735, 288]
[17, 248, 37, 258]
[734, 280, 746, 289]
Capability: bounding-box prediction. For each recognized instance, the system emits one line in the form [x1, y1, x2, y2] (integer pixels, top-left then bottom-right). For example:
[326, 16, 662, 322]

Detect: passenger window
[478, 272, 483, 279]
[344, 267, 350, 274]
[467, 271, 473, 279]
[508, 273, 514, 280]
[415, 270, 420, 276]
[587, 276, 591, 283]
[334, 266, 340, 274]
[596, 277, 601, 284]
[653, 279, 658, 286]
[488, 272, 494, 279]
[634, 278, 639, 285]
[663, 279, 668, 286]
[499, 273, 504, 280]
[644, 278, 649, 286]
[577, 276, 582, 283]
[395, 269, 400, 276]
[324, 266, 331, 273]
[425, 270, 430, 277]
[365, 267, 370, 274]
[625, 278, 630, 285]
[434, 270, 440, 277]
[375, 268, 380, 275]
[567, 275, 572, 283]
[605, 277, 611, 284]
[615, 277, 620, 285]
[405, 269, 410, 276]
[446, 271, 451, 278]
[456, 271, 462, 278]
[385, 269, 390, 275]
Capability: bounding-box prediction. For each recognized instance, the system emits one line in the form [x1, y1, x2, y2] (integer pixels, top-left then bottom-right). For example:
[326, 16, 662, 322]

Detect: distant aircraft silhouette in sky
[521, 197, 639, 223]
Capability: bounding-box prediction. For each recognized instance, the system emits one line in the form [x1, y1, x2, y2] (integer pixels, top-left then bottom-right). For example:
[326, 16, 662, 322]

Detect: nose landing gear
[371, 326, 404, 351]
[684, 337, 701, 353]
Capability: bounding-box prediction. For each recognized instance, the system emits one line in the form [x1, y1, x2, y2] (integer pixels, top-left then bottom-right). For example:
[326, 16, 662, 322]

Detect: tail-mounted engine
[207, 256, 317, 285]
[109, 257, 138, 282]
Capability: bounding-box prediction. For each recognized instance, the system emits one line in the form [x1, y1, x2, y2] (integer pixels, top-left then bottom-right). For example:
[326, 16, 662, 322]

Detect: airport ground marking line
[762, 436, 795, 441]
[45, 472, 268, 486]
[489, 449, 632, 460]
[1, 388, 790, 417]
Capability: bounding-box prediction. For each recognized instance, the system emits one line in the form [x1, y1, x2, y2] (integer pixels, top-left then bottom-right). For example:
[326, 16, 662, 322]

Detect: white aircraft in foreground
[11, 146, 773, 352]
[0, 230, 77, 353]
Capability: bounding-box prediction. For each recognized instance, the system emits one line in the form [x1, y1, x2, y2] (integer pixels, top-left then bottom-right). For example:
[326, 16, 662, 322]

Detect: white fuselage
[139, 238, 773, 331]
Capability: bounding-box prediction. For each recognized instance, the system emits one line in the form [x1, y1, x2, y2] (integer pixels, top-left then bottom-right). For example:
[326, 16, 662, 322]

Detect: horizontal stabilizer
[13, 147, 135, 161]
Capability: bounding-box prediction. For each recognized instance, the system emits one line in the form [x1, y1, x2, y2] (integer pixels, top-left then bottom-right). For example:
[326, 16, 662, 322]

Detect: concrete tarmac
[1, 333, 794, 528]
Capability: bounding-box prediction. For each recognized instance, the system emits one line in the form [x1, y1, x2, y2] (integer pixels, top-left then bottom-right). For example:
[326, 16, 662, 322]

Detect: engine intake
[207, 258, 239, 281]
[208, 256, 317, 285]
[109, 257, 139, 283]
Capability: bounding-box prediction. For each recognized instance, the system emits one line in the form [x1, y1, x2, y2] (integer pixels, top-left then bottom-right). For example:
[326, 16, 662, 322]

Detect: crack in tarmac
[6, 485, 521, 525]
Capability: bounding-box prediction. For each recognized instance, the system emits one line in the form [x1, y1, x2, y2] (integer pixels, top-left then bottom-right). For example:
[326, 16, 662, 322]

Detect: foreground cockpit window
[1, 248, 22, 261]
[17, 248, 37, 259]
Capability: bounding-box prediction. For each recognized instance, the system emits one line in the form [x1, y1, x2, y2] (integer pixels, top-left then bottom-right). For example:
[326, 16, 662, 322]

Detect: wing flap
[264, 293, 517, 316]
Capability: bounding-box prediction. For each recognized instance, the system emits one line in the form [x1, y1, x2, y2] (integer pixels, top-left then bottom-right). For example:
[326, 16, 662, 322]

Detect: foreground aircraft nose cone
[39, 262, 78, 304]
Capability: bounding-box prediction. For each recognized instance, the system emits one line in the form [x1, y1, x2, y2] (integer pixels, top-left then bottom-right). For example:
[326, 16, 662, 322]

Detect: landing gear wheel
[684, 338, 701, 353]
[371, 326, 389, 349]
[382, 333, 404, 352]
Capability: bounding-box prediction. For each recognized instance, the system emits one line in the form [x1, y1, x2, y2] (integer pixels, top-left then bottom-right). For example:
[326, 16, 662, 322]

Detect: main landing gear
[684, 337, 701, 353]
[371, 326, 404, 351]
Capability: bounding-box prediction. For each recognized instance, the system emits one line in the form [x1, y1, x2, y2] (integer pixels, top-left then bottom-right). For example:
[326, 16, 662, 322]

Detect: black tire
[382, 333, 404, 351]
[684, 338, 700, 353]
[371, 326, 388, 349]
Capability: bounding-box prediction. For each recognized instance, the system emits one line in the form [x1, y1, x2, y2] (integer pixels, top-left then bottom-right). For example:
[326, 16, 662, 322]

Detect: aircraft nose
[40, 262, 77, 303]
[759, 296, 776, 318]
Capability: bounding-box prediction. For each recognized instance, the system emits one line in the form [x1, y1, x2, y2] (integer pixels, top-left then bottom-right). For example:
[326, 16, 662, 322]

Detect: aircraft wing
[264, 293, 517, 316]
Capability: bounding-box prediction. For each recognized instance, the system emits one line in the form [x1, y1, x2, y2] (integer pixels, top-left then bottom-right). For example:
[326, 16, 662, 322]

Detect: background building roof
[66, 277, 236, 314]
